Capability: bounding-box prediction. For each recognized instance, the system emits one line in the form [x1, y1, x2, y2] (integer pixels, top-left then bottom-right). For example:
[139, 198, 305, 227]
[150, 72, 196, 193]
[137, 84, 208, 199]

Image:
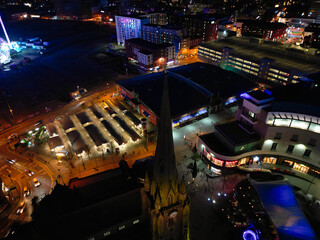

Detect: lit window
[274, 118, 291, 127]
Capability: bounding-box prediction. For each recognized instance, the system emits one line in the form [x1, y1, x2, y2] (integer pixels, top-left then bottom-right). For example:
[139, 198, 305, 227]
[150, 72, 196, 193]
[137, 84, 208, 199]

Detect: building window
[263, 157, 277, 164]
[293, 163, 309, 173]
[287, 145, 294, 153]
[274, 132, 281, 140]
[290, 134, 299, 142]
[308, 138, 317, 147]
[303, 149, 312, 158]
[271, 143, 278, 151]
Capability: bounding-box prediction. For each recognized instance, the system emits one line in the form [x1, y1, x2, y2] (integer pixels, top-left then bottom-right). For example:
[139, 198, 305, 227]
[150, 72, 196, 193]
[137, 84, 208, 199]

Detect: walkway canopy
[249, 176, 317, 240]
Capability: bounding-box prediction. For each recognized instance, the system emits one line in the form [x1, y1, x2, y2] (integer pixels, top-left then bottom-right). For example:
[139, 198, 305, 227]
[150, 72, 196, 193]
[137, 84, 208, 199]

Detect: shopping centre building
[198, 85, 320, 178]
[117, 62, 257, 127]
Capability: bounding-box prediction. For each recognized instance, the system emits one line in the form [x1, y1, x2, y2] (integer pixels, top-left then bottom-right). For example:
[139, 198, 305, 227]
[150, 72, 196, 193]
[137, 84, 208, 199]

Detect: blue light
[264, 89, 272, 95]
[181, 115, 191, 122]
[240, 93, 250, 99]
[243, 230, 257, 240]
[252, 181, 317, 240]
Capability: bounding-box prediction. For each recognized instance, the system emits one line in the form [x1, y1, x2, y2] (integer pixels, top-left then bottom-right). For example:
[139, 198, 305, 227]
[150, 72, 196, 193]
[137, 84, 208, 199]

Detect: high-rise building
[141, 70, 190, 240]
[115, 15, 149, 45]
[167, 14, 218, 42]
[142, 24, 184, 54]
[239, 20, 287, 40]
[145, 13, 168, 25]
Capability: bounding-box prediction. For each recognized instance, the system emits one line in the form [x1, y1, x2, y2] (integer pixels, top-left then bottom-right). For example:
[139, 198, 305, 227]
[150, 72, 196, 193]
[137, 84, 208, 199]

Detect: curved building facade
[197, 86, 320, 178]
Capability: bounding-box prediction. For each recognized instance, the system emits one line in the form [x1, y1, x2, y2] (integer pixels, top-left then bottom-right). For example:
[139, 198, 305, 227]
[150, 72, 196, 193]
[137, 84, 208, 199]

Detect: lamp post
[2, 91, 15, 124]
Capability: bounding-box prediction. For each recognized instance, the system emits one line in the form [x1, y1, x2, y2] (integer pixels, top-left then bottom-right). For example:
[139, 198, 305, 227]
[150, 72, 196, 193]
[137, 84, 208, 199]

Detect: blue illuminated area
[243, 230, 257, 240]
[240, 93, 251, 99]
[251, 181, 317, 240]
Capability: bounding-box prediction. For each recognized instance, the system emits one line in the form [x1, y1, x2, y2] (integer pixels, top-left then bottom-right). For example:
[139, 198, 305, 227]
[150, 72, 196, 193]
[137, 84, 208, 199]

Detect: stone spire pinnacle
[153, 69, 178, 183]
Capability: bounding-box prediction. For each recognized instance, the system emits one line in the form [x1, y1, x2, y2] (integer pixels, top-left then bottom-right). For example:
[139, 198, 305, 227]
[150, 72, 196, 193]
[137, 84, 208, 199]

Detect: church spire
[153, 67, 178, 183]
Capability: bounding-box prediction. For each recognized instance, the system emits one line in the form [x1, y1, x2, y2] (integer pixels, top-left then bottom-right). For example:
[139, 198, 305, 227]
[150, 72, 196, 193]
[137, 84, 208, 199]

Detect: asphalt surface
[0, 19, 128, 127]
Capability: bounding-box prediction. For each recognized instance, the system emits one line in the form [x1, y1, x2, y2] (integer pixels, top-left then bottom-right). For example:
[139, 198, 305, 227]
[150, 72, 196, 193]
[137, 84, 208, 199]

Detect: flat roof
[215, 121, 260, 145]
[200, 37, 320, 74]
[47, 136, 63, 150]
[67, 130, 88, 154]
[200, 132, 237, 156]
[248, 90, 273, 101]
[268, 85, 320, 117]
[143, 24, 183, 30]
[76, 112, 91, 125]
[89, 106, 103, 119]
[118, 63, 256, 118]
[59, 117, 74, 130]
[139, 49, 153, 55]
[169, 62, 257, 99]
[126, 38, 173, 49]
[85, 125, 108, 146]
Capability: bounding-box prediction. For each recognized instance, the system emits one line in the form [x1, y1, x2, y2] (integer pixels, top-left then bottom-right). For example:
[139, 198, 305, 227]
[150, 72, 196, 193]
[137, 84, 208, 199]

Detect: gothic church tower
[142, 69, 190, 240]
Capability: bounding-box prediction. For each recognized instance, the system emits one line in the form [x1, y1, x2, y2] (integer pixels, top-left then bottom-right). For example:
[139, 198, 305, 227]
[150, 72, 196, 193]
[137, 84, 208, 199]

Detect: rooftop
[247, 90, 273, 101]
[76, 112, 91, 125]
[59, 117, 74, 131]
[117, 63, 256, 118]
[138, 49, 153, 55]
[240, 20, 287, 30]
[200, 37, 320, 74]
[126, 38, 174, 49]
[47, 136, 63, 150]
[268, 84, 320, 117]
[169, 62, 257, 99]
[215, 121, 260, 146]
[143, 24, 183, 30]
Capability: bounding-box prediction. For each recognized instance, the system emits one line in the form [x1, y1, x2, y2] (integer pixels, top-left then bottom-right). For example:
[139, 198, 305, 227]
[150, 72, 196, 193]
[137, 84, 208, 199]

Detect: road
[0, 83, 123, 237]
[0, 145, 53, 238]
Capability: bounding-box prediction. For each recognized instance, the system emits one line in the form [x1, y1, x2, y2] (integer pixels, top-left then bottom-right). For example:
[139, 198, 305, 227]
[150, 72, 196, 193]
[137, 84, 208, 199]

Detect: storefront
[173, 108, 208, 128]
[199, 140, 320, 178]
[201, 145, 238, 173]
[293, 163, 310, 173]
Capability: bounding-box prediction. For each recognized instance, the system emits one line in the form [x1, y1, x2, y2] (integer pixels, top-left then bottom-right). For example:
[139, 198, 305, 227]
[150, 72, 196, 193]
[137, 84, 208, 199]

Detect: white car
[25, 169, 34, 176]
[23, 187, 30, 197]
[33, 178, 40, 187]
[16, 201, 26, 214]
[6, 159, 15, 164]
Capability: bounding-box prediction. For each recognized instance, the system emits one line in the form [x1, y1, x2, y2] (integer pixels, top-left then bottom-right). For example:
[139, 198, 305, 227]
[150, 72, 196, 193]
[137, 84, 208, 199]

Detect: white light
[212, 200, 216, 203]
[217, 193, 221, 196]
[253, 156, 259, 162]
[207, 198, 211, 201]
[265, 139, 273, 144]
